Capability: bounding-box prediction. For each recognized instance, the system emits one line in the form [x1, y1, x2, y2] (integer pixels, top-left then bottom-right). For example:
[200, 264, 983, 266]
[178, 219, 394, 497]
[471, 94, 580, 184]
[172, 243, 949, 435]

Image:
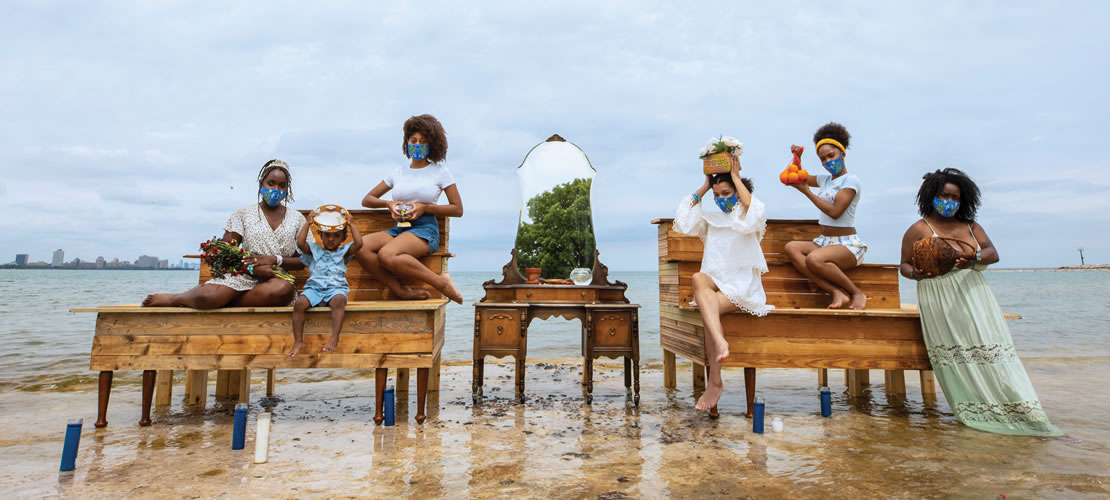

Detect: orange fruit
[787, 164, 799, 173]
[780, 172, 791, 184]
[787, 172, 800, 184]
[797, 169, 809, 182]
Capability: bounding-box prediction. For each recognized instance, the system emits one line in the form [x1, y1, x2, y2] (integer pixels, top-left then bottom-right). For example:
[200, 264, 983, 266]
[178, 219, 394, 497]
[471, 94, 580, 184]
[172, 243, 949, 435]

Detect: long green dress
[916, 223, 1061, 436]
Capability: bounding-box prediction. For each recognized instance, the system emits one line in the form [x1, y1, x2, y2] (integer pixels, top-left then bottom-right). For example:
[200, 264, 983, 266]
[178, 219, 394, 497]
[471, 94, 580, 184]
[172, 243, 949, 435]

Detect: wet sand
[2, 360, 1108, 499]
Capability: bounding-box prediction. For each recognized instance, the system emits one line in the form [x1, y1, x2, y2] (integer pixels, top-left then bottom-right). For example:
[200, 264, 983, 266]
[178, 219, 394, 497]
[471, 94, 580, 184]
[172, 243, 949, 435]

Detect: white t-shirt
[383, 163, 456, 204]
[815, 173, 861, 227]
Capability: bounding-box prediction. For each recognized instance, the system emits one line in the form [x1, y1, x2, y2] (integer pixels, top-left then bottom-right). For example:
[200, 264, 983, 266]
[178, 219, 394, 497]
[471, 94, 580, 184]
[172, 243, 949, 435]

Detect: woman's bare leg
[804, 246, 866, 309]
[356, 232, 430, 300]
[379, 233, 463, 304]
[234, 278, 296, 307]
[287, 295, 311, 357]
[692, 272, 737, 411]
[142, 283, 241, 309]
[323, 295, 347, 352]
[785, 241, 851, 308]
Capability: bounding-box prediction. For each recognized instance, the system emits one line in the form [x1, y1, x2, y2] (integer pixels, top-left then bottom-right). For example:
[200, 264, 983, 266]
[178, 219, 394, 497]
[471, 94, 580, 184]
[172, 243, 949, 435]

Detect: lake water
[0, 269, 1106, 392]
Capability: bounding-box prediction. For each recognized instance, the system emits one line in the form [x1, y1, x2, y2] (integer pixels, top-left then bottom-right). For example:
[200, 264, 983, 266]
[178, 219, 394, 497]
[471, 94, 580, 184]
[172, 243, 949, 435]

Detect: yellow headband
[815, 138, 845, 152]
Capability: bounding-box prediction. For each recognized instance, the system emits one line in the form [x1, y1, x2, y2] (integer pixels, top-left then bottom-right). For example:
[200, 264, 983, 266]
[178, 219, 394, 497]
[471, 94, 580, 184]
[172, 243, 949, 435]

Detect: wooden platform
[74, 209, 451, 428]
[654, 217, 937, 416]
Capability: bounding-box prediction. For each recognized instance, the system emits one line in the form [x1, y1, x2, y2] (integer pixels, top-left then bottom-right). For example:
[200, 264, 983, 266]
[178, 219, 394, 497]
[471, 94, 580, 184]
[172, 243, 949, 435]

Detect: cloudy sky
[2, 1, 1106, 270]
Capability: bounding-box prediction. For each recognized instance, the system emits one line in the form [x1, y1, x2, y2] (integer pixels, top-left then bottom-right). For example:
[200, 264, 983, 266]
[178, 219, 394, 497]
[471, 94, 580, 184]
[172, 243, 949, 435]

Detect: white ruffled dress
[673, 194, 774, 316]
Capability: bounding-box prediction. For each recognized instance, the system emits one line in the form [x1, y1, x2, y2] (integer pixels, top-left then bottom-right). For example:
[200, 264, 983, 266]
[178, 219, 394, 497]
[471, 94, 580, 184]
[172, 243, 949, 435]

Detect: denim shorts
[813, 234, 868, 265]
[301, 286, 348, 307]
[385, 213, 440, 253]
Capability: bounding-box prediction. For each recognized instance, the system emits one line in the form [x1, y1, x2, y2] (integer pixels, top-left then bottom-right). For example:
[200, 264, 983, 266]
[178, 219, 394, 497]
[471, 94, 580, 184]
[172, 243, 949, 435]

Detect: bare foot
[323, 335, 339, 352]
[441, 274, 463, 304]
[287, 340, 304, 357]
[396, 286, 431, 300]
[828, 289, 850, 309]
[849, 293, 867, 310]
[695, 380, 724, 410]
[142, 293, 174, 307]
[714, 338, 730, 363]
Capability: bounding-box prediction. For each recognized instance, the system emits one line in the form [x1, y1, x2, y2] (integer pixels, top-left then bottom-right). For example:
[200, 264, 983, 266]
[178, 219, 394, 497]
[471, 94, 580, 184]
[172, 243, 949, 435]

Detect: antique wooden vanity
[472, 135, 641, 405]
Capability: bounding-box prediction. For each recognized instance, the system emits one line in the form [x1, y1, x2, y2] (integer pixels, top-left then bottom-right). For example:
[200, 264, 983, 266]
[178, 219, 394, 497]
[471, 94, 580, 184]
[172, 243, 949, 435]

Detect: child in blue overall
[287, 208, 363, 357]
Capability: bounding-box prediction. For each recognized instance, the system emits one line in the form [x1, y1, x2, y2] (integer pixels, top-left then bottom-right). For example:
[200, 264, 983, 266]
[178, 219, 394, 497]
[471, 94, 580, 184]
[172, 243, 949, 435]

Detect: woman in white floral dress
[143, 160, 308, 308]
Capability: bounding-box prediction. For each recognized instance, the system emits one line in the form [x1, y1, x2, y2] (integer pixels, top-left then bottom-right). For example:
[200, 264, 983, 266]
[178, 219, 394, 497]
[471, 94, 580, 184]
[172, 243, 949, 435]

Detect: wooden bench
[653, 217, 937, 416]
[73, 209, 452, 427]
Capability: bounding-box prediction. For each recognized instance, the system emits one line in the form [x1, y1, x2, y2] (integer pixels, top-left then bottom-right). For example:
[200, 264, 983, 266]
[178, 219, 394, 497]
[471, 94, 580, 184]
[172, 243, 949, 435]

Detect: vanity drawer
[479, 309, 523, 348]
[592, 310, 633, 348]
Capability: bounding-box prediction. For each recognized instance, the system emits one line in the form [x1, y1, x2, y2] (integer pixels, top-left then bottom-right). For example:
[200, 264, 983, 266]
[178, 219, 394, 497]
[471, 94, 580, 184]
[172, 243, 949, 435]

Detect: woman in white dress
[673, 162, 773, 411]
[143, 160, 307, 308]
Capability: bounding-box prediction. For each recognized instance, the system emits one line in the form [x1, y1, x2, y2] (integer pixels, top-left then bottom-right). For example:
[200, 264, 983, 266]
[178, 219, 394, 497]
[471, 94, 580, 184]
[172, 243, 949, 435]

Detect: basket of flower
[699, 135, 743, 175]
[199, 237, 296, 284]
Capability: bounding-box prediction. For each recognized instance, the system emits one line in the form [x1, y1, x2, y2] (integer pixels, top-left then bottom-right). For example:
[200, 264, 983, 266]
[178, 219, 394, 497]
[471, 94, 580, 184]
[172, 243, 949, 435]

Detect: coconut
[912, 237, 975, 277]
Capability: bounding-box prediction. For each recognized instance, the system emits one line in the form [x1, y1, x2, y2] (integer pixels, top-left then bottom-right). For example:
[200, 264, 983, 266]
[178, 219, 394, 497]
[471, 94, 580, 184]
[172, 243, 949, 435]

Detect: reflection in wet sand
[0, 360, 1107, 498]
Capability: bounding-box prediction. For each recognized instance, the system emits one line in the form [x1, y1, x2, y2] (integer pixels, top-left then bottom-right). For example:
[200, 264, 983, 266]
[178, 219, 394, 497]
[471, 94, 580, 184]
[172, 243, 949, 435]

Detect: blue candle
[232, 403, 247, 450]
[59, 418, 82, 471]
[753, 397, 765, 434]
[820, 386, 832, 417]
[384, 388, 396, 426]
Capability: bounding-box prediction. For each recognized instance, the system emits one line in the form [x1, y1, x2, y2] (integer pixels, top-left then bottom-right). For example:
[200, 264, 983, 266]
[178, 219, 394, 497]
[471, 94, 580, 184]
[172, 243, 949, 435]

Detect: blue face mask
[260, 187, 287, 207]
[715, 194, 738, 213]
[933, 197, 959, 218]
[407, 143, 429, 161]
[822, 157, 845, 176]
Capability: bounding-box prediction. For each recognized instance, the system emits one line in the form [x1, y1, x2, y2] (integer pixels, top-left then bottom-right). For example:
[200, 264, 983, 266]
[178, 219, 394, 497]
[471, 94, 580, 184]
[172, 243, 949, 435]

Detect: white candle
[771, 416, 784, 433]
[253, 412, 271, 464]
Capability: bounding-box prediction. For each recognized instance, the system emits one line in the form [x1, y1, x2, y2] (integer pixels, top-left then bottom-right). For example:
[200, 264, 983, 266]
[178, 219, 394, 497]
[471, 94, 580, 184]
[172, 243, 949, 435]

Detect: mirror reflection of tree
[514, 177, 595, 279]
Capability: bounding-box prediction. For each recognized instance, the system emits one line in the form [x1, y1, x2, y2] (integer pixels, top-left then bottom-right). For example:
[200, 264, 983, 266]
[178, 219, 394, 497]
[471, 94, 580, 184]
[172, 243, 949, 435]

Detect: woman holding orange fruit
[783, 122, 868, 309]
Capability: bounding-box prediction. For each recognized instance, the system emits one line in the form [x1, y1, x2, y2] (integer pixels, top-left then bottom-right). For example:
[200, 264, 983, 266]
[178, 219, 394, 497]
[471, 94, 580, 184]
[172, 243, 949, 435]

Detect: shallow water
[0, 269, 1107, 497]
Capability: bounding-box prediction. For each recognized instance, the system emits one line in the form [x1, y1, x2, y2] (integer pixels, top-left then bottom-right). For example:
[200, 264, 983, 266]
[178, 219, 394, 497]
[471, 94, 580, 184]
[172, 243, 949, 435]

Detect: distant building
[15, 254, 29, 266]
[52, 249, 64, 267]
[159, 259, 169, 269]
[135, 255, 160, 268]
[96, 256, 106, 269]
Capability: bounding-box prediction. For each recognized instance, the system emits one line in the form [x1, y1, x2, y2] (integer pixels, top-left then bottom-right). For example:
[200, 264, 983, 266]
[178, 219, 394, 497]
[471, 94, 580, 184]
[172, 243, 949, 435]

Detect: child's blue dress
[299, 240, 353, 306]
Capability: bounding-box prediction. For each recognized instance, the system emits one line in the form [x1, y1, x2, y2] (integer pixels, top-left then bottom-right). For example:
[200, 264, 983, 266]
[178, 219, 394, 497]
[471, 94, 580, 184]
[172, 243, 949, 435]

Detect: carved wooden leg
[663, 350, 676, 389]
[920, 370, 936, 400]
[266, 369, 275, 398]
[95, 371, 113, 428]
[373, 368, 387, 425]
[744, 367, 756, 418]
[633, 358, 640, 406]
[472, 358, 483, 401]
[140, 370, 156, 426]
[817, 368, 829, 387]
[692, 362, 706, 392]
[415, 368, 429, 424]
[624, 357, 632, 389]
[155, 370, 173, 407]
[516, 357, 526, 403]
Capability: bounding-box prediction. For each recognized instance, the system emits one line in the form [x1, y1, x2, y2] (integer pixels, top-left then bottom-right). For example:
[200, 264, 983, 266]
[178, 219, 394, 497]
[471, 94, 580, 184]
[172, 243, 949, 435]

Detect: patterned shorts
[813, 234, 868, 265]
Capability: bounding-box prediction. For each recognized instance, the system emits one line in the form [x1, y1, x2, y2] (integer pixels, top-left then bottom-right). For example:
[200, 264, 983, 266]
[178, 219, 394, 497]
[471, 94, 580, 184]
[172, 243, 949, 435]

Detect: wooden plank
[817, 368, 828, 387]
[155, 370, 173, 406]
[92, 310, 436, 336]
[73, 299, 449, 314]
[847, 369, 864, 396]
[90, 353, 438, 371]
[214, 370, 231, 398]
[92, 334, 436, 356]
[885, 369, 906, 396]
[663, 350, 676, 389]
[266, 369, 275, 397]
[186, 370, 208, 407]
[238, 369, 250, 404]
[920, 370, 936, 399]
[428, 356, 441, 391]
[692, 362, 706, 391]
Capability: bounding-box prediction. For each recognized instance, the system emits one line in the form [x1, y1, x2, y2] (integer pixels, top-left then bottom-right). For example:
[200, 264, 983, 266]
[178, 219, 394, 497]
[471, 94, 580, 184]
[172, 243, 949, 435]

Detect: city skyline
[5, 248, 195, 269]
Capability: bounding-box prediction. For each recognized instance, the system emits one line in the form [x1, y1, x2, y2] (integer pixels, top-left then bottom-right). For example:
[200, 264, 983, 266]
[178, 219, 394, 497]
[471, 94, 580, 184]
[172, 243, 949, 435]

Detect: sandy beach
[3, 358, 1107, 499]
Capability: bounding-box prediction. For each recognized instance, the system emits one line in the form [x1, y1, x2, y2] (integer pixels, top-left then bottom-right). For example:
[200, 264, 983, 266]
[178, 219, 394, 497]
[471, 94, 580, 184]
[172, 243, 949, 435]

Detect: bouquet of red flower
[200, 237, 250, 278]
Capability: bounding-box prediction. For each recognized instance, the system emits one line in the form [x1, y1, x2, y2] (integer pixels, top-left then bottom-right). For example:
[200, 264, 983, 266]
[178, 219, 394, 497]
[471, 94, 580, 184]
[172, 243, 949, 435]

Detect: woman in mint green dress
[899, 168, 1060, 436]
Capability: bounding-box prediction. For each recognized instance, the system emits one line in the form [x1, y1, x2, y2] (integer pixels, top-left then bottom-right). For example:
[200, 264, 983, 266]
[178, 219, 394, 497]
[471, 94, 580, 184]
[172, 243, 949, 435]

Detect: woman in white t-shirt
[357, 114, 464, 303]
[784, 122, 869, 309]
